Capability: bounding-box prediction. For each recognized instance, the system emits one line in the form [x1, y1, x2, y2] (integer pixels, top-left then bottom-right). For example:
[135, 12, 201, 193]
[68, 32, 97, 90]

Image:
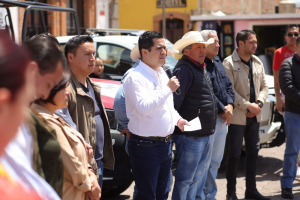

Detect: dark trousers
[226, 118, 260, 194]
[128, 136, 172, 200]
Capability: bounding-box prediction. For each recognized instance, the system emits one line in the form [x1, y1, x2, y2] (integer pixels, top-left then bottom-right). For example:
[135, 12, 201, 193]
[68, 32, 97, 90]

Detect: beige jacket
[223, 49, 268, 125]
[32, 104, 92, 200]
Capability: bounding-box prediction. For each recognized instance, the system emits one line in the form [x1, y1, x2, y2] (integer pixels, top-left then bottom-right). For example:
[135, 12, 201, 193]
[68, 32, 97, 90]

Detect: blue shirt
[113, 59, 140, 131]
[80, 81, 104, 161]
[54, 108, 77, 130]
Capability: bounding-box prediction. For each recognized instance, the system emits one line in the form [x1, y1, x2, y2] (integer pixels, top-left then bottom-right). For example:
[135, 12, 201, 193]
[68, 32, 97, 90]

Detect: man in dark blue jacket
[198, 30, 235, 200]
[279, 36, 300, 199]
[171, 31, 217, 200]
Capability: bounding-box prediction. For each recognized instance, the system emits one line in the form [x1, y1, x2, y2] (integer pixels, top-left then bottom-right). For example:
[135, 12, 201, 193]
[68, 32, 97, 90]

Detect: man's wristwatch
[256, 101, 263, 108]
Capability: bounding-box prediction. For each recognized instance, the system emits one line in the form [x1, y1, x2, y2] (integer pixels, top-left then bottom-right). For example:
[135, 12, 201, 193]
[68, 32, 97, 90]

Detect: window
[96, 43, 135, 77]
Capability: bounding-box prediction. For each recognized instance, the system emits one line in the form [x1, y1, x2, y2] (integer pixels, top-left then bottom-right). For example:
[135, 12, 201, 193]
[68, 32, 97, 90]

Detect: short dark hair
[236, 30, 256, 47]
[296, 36, 300, 46]
[64, 35, 94, 58]
[29, 33, 59, 47]
[138, 31, 164, 59]
[24, 37, 67, 75]
[35, 72, 70, 105]
[285, 24, 300, 35]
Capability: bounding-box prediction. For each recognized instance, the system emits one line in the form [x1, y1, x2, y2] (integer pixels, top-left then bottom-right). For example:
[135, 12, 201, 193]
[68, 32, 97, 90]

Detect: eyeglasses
[287, 33, 299, 37]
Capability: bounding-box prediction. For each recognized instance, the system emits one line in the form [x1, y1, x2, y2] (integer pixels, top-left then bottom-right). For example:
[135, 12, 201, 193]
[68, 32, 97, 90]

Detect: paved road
[103, 143, 300, 200]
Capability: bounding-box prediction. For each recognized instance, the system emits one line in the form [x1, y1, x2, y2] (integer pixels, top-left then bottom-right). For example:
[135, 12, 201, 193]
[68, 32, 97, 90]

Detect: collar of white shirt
[138, 60, 165, 81]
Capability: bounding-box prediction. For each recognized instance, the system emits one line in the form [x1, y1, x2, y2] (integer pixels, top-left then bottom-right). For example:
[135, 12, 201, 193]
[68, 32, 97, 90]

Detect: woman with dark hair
[32, 73, 101, 200]
[89, 57, 105, 79]
[0, 31, 43, 199]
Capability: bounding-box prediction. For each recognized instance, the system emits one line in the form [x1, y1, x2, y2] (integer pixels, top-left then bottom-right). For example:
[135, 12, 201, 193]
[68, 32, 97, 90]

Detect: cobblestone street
[103, 143, 300, 200]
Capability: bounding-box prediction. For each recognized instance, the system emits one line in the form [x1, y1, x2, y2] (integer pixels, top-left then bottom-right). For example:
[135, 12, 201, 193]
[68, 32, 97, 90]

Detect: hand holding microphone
[167, 77, 180, 92]
[163, 64, 181, 95]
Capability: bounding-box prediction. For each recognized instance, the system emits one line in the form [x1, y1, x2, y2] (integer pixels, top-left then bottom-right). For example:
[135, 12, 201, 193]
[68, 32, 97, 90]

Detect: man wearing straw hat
[123, 31, 189, 200]
[171, 31, 217, 200]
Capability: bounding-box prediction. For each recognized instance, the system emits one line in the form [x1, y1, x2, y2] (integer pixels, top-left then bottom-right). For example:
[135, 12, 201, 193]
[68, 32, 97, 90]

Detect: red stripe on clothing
[186, 56, 205, 68]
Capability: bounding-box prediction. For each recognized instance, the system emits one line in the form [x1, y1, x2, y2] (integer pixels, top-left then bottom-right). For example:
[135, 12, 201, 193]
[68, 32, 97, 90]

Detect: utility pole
[162, 0, 166, 37]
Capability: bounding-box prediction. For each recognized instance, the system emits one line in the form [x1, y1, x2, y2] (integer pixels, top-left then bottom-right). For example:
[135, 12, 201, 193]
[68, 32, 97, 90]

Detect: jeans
[126, 135, 173, 196]
[128, 136, 172, 200]
[96, 159, 104, 188]
[226, 118, 260, 194]
[281, 111, 300, 189]
[172, 134, 210, 200]
[198, 115, 228, 200]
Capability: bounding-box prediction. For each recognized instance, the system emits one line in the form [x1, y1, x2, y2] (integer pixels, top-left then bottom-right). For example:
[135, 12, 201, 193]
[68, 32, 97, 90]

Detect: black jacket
[173, 55, 217, 137]
[279, 53, 300, 114]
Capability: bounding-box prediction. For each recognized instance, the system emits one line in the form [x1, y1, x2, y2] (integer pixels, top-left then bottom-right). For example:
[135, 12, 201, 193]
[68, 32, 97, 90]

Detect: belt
[130, 133, 172, 143]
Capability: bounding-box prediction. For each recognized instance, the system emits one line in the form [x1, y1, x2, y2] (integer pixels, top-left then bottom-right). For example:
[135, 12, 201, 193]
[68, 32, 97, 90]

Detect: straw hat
[172, 31, 215, 60]
[130, 41, 179, 62]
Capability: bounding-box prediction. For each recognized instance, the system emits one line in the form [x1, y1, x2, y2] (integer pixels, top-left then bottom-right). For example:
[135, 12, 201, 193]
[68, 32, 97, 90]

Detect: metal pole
[162, 0, 166, 37]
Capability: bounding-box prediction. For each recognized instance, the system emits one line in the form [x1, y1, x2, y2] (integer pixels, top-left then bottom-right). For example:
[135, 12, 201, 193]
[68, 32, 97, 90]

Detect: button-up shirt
[123, 60, 181, 137]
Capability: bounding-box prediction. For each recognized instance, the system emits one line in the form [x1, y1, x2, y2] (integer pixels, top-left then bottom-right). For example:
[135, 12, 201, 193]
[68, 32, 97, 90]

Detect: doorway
[253, 25, 287, 75]
[160, 19, 183, 43]
[253, 25, 287, 55]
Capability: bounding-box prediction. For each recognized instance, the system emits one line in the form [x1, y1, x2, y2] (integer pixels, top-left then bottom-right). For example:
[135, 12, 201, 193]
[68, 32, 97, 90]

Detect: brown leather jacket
[67, 72, 115, 171]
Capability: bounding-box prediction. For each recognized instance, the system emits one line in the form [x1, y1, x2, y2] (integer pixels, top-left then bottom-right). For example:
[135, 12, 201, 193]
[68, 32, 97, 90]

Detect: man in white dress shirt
[123, 31, 189, 200]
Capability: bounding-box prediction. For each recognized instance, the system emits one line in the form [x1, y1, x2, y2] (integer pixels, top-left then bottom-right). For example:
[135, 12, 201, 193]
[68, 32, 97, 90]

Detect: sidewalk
[103, 143, 300, 200]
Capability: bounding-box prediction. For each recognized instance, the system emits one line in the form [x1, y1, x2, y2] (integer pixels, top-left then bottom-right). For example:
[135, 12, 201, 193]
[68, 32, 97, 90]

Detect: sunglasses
[287, 33, 299, 37]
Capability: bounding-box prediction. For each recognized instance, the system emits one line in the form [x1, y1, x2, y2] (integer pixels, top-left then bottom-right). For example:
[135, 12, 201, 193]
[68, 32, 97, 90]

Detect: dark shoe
[281, 188, 294, 199]
[226, 193, 238, 200]
[245, 189, 270, 200]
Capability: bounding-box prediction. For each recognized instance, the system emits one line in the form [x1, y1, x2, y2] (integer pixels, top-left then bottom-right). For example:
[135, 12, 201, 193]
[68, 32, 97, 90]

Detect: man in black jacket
[198, 30, 235, 200]
[171, 31, 217, 200]
[279, 36, 300, 199]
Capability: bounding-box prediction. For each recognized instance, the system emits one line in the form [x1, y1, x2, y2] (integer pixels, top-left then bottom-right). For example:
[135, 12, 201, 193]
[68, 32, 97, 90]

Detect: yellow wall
[119, 0, 198, 31]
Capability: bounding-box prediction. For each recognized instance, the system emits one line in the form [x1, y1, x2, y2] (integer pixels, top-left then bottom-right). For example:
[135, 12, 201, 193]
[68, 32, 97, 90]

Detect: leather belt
[130, 133, 172, 143]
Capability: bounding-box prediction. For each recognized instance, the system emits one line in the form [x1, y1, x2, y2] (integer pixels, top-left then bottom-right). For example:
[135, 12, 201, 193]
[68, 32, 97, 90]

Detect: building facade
[118, 0, 286, 43]
[119, 0, 198, 43]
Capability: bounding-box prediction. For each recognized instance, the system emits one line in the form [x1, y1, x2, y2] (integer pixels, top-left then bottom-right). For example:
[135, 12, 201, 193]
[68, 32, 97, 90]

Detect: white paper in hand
[184, 117, 201, 132]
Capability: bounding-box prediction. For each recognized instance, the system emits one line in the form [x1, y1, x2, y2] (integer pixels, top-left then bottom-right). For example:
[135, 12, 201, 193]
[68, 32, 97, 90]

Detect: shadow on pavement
[218, 155, 284, 182]
[272, 192, 300, 200]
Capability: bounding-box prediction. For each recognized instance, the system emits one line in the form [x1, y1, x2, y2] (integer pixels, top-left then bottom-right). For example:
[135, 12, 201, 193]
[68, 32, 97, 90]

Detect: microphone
[162, 64, 181, 95]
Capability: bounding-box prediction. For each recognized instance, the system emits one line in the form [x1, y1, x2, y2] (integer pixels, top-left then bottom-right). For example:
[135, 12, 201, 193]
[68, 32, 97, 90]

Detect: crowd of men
[0, 23, 300, 200]
[114, 25, 300, 200]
